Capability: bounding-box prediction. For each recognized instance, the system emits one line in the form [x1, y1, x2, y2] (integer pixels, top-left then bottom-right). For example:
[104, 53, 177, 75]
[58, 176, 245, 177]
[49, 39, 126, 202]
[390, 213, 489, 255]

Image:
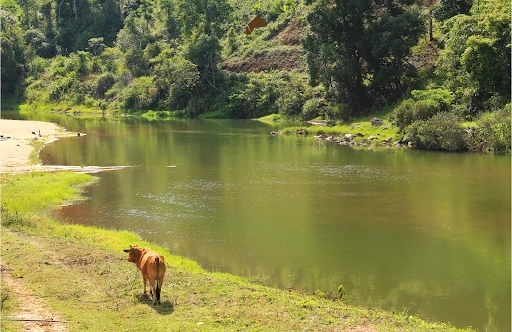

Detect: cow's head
[123, 245, 141, 263]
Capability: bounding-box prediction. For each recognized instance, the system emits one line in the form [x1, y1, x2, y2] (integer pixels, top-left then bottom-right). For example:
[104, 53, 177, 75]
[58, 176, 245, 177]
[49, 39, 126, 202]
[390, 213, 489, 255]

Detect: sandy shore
[0, 119, 133, 174]
[0, 119, 89, 174]
[0, 119, 73, 173]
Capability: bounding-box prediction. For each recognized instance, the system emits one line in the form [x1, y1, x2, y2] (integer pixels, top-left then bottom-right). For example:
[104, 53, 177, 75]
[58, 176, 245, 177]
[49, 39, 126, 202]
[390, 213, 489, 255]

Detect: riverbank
[0, 120, 473, 331]
[0, 119, 84, 173]
[0, 119, 134, 174]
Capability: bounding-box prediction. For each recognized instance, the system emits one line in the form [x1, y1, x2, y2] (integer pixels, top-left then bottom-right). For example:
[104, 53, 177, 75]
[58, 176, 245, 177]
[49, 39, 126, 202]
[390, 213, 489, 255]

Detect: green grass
[28, 139, 47, 165]
[0, 172, 474, 331]
[19, 102, 107, 115]
[280, 119, 401, 144]
[1, 172, 96, 215]
[198, 109, 231, 119]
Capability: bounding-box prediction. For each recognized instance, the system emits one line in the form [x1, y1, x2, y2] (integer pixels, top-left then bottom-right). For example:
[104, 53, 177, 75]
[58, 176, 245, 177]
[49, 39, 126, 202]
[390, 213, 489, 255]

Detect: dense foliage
[1, 0, 510, 152]
[303, 0, 424, 114]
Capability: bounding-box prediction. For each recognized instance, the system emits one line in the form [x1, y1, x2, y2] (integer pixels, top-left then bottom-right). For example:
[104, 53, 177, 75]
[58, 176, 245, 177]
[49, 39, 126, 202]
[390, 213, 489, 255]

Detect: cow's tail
[155, 257, 161, 304]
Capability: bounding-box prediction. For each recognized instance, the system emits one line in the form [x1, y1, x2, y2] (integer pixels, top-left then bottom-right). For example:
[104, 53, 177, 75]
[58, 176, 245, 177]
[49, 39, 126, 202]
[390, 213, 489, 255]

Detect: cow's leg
[155, 278, 162, 304]
[156, 277, 163, 304]
[148, 279, 156, 305]
[143, 277, 147, 294]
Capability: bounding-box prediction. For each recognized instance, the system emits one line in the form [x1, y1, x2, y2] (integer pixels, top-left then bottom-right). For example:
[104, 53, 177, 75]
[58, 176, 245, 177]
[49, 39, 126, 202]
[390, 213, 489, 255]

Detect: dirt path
[1, 263, 68, 332]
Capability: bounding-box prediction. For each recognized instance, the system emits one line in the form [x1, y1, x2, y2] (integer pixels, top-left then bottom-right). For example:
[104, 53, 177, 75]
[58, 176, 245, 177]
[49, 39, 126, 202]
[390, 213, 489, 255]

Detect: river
[4, 112, 511, 331]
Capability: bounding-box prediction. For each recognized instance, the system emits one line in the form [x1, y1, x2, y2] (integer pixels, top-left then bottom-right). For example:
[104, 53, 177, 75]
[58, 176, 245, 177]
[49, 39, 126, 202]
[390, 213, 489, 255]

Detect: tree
[18, 0, 39, 28]
[87, 37, 105, 55]
[304, 0, 424, 115]
[462, 36, 506, 96]
[150, 48, 199, 109]
[176, 0, 232, 38]
[24, 29, 52, 57]
[433, 0, 472, 21]
[1, 8, 27, 96]
[435, 0, 510, 116]
[161, 1, 180, 41]
[174, 0, 232, 96]
[54, 0, 122, 53]
[92, 0, 123, 46]
[40, 2, 57, 57]
[116, 12, 151, 52]
[186, 34, 222, 90]
[365, 10, 424, 102]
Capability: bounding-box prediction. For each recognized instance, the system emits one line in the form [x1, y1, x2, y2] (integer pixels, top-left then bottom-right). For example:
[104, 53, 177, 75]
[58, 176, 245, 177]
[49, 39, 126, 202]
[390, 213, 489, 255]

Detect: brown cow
[123, 245, 166, 305]
[245, 16, 267, 35]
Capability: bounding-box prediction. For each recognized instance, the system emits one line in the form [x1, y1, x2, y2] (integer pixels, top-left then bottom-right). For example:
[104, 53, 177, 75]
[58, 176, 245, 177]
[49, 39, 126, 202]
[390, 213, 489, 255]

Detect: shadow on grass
[136, 293, 174, 315]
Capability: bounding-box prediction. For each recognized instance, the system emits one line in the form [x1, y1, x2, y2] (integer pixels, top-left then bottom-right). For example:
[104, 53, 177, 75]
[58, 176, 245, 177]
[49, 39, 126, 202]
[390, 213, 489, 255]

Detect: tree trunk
[429, 0, 433, 41]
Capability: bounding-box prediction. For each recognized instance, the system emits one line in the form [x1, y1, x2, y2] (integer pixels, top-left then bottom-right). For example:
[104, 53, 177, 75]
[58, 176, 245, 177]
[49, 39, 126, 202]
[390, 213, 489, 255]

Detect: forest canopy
[1, 0, 510, 152]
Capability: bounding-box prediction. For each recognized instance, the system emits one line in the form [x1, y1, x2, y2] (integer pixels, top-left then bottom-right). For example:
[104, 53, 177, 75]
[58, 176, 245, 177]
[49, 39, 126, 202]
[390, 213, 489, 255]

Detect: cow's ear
[123, 249, 130, 253]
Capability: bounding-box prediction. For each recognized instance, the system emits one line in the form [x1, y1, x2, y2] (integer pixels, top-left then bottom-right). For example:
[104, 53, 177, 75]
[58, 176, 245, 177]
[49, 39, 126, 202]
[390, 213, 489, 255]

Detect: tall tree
[1, 7, 28, 96]
[433, 0, 472, 21]
[150, 48, 199, 109]
[304, 0, 424, 115]
[435, 0, 510, 115]
[40, 2, 57, 57]
[54, 0, 122, 53]
[185, 34, 222, 89]
[176, 0, 233, 94]
[176, 0, 232, 38]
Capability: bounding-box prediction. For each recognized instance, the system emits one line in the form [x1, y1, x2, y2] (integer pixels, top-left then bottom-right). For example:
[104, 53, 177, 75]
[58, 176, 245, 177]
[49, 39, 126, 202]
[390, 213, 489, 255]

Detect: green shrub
[414, 99, 442, 121]
[390, 97, 443, 131]
[405, 112, 465, 151]
[49, 76, 74, 102]
[410, 88, 454, 108]
[465, 107, 511, 153]
[226, 73, 281, 118]
[84, 96, 99, 108]
[301, 98, 329, 121]
[389, 99, 415, 130]
[276, 77, 311, 117]
[95, 73, 116, 98]
[122, 76, 158, 111]
[330, 103, 351, 122]
[390, 88, 454, 131]
[301, 99, 318, 120]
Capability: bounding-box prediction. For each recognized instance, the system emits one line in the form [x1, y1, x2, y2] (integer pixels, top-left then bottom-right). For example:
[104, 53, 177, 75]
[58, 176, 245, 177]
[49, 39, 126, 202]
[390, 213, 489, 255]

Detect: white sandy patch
[0, 119, 82, 173]
[0, 119, 132, 174]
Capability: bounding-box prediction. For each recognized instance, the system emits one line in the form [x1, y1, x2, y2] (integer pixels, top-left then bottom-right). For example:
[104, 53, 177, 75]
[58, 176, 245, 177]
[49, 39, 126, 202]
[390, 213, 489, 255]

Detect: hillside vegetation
[1, 0, 510, 152]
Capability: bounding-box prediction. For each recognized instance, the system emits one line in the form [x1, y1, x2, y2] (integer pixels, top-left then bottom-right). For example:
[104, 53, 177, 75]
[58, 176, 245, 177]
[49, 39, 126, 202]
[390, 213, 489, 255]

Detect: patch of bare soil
[222, 18, 306, 73]
[1, 263, 68, 332]
[276, 18, 303, 46]
[222, 49, 306, 73]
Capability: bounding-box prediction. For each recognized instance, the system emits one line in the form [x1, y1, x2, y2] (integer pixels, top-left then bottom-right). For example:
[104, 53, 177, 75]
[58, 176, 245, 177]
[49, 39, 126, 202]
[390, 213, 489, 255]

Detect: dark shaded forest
[1, 0, 510, 152]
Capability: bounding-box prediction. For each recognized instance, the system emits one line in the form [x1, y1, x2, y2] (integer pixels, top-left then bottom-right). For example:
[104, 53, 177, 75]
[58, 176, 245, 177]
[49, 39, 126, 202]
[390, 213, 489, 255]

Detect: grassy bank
[0, 172, 473, 331]
[259, 113, 402, 148]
